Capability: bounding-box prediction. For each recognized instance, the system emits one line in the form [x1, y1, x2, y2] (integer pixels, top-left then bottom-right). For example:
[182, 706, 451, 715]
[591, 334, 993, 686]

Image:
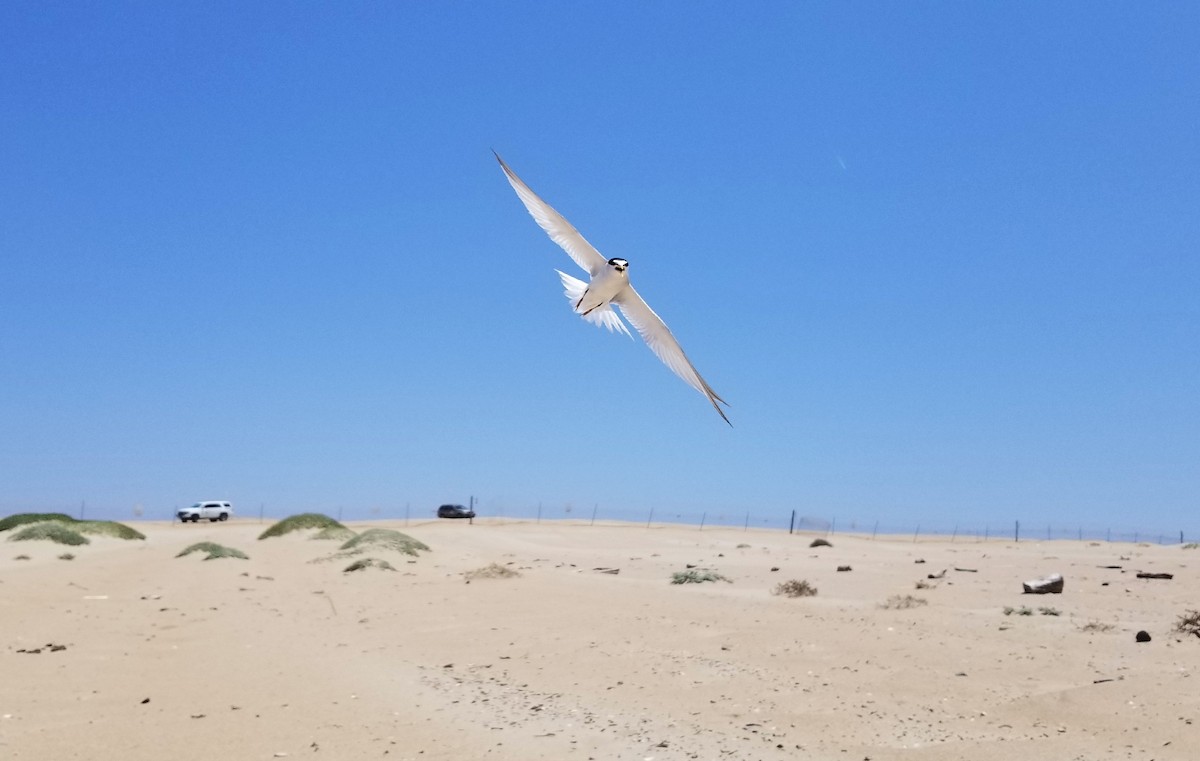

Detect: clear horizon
[2, 4, 1196, 534]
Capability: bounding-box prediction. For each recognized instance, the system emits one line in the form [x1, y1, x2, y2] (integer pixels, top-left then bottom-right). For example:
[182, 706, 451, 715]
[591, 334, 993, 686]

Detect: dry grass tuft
[343, 557, 396, 572]
[75, 521, 145, 540]
[1174, 610, 1200, 638]
[311, 526, 357, 542]
[672, 569, 731, 585]
[1078, 620, 1115, 633]
[176, 542, 249, 560]
[881, 594, 927, 609]
[773, 579, 817, 597]
[464, 563, 521, 581]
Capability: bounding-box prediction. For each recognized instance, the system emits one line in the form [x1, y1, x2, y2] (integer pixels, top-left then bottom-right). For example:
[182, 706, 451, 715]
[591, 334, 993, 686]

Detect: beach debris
[343, 558, 396, 573]
[927, 569, 946, 579]
[837, 565, 852, 572]
[17, 642, 67, 654]
[141, 698, 150, 704]
[1135, 630, 1151, 643]
[1023, 573, 1064, 594]
[1099, 565, 1123, 569]
[770, 566, 780, 572]
[1136, 572, 1173, 580]
[592, 567, 620, 574]
[809, 538, 832, 548]
[914, 558, 926, 564]
[954, 567, 978, 573]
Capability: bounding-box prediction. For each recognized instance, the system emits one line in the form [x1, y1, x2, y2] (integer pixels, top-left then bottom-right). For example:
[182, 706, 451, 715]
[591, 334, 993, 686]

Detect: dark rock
[837, 565, 852, 572]
[1135, 630, 1151, 643]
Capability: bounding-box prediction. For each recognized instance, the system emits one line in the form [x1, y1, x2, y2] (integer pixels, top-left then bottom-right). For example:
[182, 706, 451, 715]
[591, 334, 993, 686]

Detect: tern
[495, 152, 731, 426]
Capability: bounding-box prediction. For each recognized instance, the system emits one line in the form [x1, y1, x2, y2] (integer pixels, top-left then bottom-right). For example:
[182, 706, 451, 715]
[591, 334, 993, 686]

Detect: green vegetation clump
[176, 542, 249, 561]
[672, 569, 731, 584]
[881, 594, 927, 609]
[58, 553, 75, 561]
[1004, 606, 1034, 616]
[343, 558, 396, 572]
[75, 521, 145, 540]
[0, 513, 76, 532]
[8, 523, 90, 546]
[1078, 620, 1115, 633]
[258, 513, 346, 539]
[464, 562, 521, 581]
[311, 525, 357, 542]
[338, 529, 429, 557]
[1038, 606, 1061, 616]
[1183, 543, 1199, 550]
[773, 579, 817, 597]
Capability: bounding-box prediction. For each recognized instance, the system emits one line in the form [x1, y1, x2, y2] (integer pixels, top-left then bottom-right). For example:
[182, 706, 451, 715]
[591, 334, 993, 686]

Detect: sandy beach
[2, 518, 1197, 760]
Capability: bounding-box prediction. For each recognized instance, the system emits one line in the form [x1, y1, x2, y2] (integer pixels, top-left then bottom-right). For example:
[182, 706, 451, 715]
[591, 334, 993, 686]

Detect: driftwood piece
[954, 567, 978, 573]
[1136, 572, 1173, 580]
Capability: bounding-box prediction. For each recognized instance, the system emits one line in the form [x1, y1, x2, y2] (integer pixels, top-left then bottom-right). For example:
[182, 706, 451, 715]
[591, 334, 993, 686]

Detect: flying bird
[494, 152, 731, 425]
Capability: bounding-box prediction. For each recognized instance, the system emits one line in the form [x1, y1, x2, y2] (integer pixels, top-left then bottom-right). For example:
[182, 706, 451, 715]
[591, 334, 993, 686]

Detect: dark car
[437, 504, 475, 519]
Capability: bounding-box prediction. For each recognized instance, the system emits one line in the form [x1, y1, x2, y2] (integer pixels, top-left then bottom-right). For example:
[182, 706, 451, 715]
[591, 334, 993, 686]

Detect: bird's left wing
[494, 152, 608, 277]
[614, 286, 731, 426]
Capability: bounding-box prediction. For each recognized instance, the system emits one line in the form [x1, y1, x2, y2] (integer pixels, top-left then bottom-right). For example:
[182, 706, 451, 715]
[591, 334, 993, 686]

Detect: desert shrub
[809, 538, 832, 548]
[311, 526, 356, 542]
[672, 569, 731, 584]
[1174, 610, 1200, 638]
[1079, 620, 1115, 633]
[773, 579, 817, 597]
[14, 554, 31, 560]
[1039, 606, 1061, 616]
[176, 542, 248, 560]
[8, 523, 90, 546]
[881, 594, 927, 609]
[914, 580, 930, 590]
[343, 558, 396, 572]
[75, 521, 145, 540]
[1004, 606, 1034, 616]
[58, 553, 75, 560]
[258, 513, 345, 540]
[1183, 543, 1199, 550]
[464, 562, 520, 581]
[0, 513, 76, 532]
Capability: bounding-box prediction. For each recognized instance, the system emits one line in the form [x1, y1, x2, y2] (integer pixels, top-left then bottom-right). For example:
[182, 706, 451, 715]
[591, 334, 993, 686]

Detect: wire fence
[12, 499, 1195, 546]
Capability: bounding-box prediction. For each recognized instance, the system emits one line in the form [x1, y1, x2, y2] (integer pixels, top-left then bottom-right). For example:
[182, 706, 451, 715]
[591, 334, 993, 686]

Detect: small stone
[1135, 630, 1151, 643]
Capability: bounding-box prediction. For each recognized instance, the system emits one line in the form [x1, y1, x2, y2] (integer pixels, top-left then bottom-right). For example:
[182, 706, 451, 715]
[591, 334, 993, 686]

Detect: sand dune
[2, 519, 1197, 760]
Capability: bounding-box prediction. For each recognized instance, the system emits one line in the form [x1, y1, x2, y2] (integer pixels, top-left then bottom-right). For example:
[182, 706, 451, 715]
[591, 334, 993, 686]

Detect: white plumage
[495, 152, 731, 426]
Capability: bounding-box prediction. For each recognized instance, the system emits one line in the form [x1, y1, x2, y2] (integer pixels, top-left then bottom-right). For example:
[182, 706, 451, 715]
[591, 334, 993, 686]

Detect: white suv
[177, 501, 233, 523]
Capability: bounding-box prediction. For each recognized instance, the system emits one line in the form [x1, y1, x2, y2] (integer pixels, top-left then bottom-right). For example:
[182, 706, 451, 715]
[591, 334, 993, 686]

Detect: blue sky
[1, 3, 1196, 533]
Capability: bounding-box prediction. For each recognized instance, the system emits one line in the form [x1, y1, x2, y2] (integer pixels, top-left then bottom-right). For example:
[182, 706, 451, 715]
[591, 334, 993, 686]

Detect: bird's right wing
[494, 152, 608, 277]
[615, 286, 731, 426]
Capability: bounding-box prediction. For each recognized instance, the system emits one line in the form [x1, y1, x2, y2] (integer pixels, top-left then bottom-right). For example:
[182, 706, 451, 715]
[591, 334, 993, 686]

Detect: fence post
[700, 512, 707, 531]
[830, 517, 836, 536]
[646, 507, 654, 528]
[789, 510, 796, 535]
[913, 524, 920, 542]
[951, 523, 958, 542]
[1015, 520, 1020, 543]
[590, 503, 598, 526]
[744, 511, 750, 532]
[872, 520, 879, 540]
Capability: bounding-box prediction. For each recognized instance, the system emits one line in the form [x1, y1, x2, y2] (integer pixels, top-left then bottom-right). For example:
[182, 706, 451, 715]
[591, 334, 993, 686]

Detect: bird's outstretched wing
[614, 286, 731, 426]
[494, 152, 608, 276]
